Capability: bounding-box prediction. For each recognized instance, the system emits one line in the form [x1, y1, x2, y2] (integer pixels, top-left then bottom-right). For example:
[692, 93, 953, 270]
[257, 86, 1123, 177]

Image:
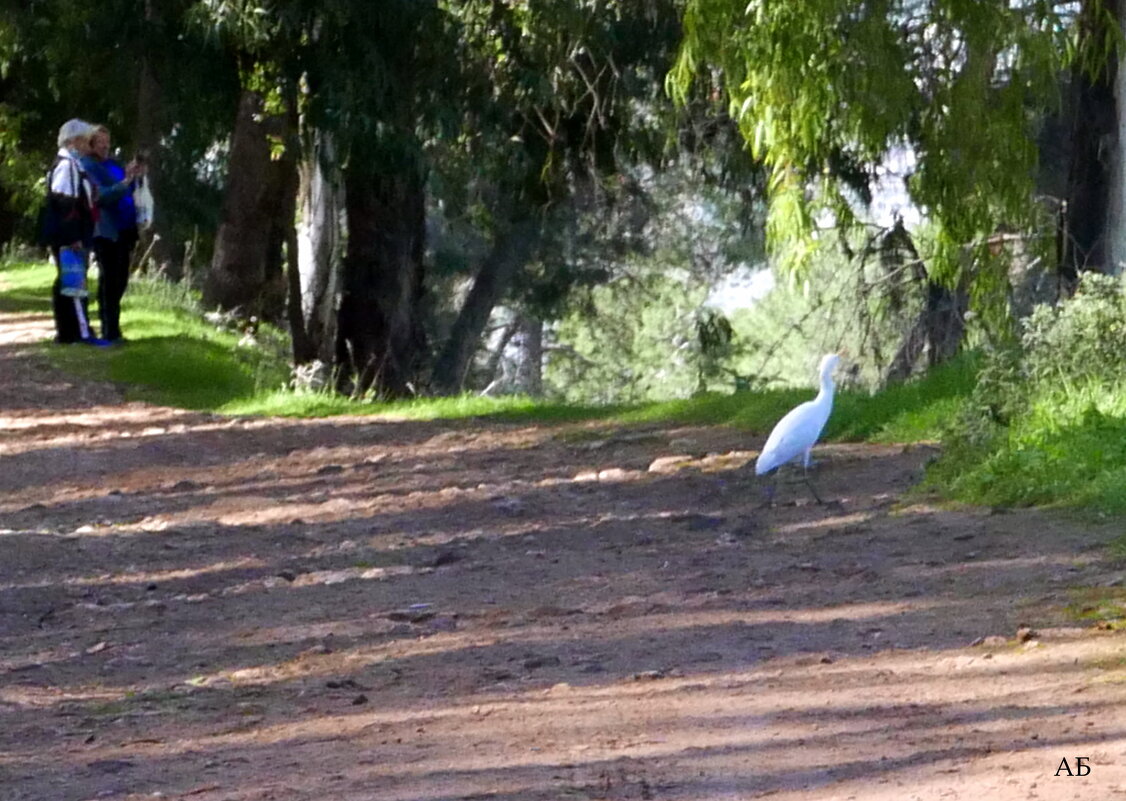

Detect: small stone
[648, 455, 694, 473]
[316, 464, 345, 475]
[597, 468, 628, 481]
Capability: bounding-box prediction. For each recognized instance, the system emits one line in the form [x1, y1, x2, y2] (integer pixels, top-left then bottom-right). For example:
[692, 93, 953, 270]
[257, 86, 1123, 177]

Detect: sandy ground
[1, 303, 1125, 801]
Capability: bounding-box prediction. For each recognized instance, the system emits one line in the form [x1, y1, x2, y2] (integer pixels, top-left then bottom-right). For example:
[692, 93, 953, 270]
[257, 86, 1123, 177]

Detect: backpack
[37, 155, 95, 248]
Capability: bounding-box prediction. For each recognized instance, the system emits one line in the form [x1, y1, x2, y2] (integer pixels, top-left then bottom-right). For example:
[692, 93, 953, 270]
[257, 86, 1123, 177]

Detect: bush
[934, 273, 1126, 511]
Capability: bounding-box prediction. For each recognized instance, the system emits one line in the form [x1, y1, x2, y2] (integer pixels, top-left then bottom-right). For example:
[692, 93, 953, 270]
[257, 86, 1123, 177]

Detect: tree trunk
[289, 130, 343, 367]
[335, 153, 427, 397]
[204, 89, 295, 318]
[1061, 0, 1119, 283]
[132, 0, 179, 278]
[884, 222, 967, 382]
[513, 314, 544, 396]
[0, 184, 16, 248]
[923, 281, 968, 367]
[431, 218, 541, 394]
[1106, 0, 1126, 274]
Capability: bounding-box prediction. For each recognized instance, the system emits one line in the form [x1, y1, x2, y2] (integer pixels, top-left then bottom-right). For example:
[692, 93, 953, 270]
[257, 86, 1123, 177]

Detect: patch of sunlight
[775, 510, 879, 534]
[888, 554, 1085, 580]
[155, 599, 958, 694]
[0, 557, 268, 593]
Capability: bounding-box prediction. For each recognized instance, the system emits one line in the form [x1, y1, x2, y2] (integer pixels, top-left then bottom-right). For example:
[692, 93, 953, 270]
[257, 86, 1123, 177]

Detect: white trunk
[297, 131, 344, 362]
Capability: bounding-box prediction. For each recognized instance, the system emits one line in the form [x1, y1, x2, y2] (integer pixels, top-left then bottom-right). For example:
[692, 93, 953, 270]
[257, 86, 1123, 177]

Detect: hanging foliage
[668, 0, 1120, 324]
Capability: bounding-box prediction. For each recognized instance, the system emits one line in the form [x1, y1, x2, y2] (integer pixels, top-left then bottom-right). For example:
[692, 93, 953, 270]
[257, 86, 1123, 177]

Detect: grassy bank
[0, 257, 972, 441]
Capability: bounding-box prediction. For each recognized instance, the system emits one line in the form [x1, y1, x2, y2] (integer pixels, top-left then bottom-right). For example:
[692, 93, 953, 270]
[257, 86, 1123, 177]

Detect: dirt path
[1, 309, 1125, 801]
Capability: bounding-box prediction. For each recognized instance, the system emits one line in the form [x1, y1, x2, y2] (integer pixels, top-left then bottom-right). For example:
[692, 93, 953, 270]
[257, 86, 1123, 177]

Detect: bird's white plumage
[755, 354, 840, 476]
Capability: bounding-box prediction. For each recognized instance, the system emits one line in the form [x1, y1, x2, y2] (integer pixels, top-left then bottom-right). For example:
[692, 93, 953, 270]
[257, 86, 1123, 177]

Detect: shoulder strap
[45, 156, 64, 192]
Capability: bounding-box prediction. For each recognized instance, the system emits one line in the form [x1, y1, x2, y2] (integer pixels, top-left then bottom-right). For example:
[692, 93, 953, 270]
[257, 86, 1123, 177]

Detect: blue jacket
[81, 156, 138, 242]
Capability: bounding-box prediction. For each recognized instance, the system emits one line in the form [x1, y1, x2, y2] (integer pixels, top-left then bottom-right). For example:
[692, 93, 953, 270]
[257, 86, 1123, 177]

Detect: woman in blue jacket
[83, 125, 143, 342]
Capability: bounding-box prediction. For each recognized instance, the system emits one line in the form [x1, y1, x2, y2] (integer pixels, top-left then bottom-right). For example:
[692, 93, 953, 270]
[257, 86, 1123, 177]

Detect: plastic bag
[134, 176, 154, 230]
[58, 246, 88, 298]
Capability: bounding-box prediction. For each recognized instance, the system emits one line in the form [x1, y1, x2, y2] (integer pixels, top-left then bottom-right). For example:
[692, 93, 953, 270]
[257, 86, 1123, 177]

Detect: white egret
[755, 353, 841, 505]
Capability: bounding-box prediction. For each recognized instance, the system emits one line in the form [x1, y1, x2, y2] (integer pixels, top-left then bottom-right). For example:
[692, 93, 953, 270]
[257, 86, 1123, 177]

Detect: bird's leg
[802, 450, 824, 505]
[756, 474, 777, 509]
[801, 466, 824, 505]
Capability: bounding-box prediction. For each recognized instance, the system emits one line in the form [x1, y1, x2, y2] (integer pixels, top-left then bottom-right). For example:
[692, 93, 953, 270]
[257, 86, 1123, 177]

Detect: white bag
[134, 176, 155, 230]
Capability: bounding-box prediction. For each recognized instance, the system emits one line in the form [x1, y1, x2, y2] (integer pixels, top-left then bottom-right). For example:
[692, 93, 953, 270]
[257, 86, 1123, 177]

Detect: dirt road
[1, 308, 1124, 800]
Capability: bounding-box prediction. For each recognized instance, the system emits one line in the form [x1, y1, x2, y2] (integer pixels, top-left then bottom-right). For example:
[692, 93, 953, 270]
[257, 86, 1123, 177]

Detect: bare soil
[1, 306, 1125, 801]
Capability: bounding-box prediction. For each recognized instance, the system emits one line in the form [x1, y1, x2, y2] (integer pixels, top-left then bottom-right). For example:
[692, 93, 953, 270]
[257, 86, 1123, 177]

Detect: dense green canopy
[669, 0, 1115, 299]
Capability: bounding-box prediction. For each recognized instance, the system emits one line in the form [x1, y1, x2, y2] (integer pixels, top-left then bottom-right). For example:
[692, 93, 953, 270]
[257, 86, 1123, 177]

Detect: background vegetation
[5, 1, 1126, 512]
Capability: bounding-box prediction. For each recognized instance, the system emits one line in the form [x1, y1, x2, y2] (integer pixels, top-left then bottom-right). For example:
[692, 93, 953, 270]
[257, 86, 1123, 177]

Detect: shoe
[80, 337, 113, 347]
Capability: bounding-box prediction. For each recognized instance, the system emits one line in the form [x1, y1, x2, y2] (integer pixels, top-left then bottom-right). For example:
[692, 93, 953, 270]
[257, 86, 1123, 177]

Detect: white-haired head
[57, 118, 94, 149]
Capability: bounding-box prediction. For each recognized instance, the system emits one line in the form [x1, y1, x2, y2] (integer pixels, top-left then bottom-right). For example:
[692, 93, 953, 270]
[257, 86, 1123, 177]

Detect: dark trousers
[94, 231, 135, 341]
[50, 246, 92, 343]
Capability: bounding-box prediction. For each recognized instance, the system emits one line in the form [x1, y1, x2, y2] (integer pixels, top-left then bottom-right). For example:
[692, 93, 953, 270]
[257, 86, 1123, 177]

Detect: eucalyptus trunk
[431, 218, 541, 394]
[884, 224, 967, 383]
[204, 89, 295, 318]
[1059, 0, 1119, 284]
[132, 0, 178, 277]
[513, 314, 544, 397]
[335, 154, 427, 397]
[1105, 0, 1126, 275]
[289, 130, 343, 368]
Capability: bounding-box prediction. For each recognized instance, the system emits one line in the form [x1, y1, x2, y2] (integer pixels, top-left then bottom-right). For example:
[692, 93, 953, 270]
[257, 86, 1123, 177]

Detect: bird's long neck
[814, 372, 835, 405]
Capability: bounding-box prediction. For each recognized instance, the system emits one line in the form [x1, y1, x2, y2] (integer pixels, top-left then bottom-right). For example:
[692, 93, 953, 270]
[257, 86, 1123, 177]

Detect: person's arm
[83, 159, 134, 206]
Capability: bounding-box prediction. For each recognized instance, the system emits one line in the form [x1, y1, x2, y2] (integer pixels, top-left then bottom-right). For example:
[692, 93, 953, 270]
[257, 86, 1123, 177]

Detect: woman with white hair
[41, 118, 105, 345]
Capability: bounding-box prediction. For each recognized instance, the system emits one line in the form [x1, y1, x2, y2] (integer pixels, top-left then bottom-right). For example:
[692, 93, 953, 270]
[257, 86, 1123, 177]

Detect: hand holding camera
[126, 153, 148, 181]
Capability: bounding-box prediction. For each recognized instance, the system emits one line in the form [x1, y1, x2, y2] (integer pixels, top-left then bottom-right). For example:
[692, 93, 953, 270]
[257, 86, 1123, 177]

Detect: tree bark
[431, 218, 541, 394]
[513, 314, 544, 396]
[1061, 0, 1119, 284]
[1105, 0, 1126, 275]
[0, 184, 16, 248]
[289, 130, 343, 367]
[132, 0, 180, 278]
[204, 89, 295, 318]
[335, 153, 427, 397]
[884, 222, 967, 383]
